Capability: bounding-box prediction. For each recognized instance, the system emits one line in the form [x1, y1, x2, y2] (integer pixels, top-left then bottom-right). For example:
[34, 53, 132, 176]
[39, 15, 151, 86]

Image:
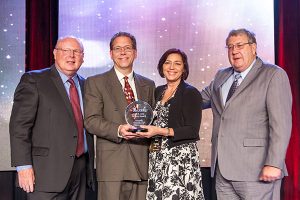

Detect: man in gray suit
[84, 32, 155, 200]
[201, 28, 292, 199]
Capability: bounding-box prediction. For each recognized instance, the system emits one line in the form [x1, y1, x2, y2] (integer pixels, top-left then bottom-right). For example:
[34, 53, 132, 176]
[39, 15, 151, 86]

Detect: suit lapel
[78, 75, 85, 96]
[105, 69, 128, 118]
[50, 65, 74, 118]
[215, 68, 233, 112]
[134, 73, 148, 102]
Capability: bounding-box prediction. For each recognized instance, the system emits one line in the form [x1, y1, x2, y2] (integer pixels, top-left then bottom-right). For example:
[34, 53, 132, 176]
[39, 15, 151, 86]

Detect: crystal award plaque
[125, 100, 153, 133]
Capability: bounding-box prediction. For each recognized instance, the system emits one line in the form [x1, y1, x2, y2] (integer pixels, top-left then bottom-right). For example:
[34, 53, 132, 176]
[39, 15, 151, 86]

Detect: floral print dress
[146, 100, 205, 200]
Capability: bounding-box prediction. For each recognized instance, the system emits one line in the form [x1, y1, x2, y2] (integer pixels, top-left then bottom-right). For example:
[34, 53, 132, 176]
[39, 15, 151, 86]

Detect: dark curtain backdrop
[25, 0, 58, 71]
[275, 0, 300, 199]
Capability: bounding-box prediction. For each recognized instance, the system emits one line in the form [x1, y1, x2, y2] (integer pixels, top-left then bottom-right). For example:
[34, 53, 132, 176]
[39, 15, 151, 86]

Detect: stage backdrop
[0, 0, 25, 171]
[58, 0, 274, 167]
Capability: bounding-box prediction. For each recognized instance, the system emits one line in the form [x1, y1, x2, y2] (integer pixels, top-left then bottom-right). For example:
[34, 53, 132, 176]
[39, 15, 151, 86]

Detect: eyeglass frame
[225, 42, 253, 51]
[112, 45, 135, 53]
[55, 48, 84, 56]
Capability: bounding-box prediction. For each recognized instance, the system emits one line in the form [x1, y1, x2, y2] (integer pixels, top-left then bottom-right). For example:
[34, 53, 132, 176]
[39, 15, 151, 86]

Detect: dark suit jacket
[10, 65, 95, 192]
[84, 68, 155, 181]
[155, 80, 202, 148]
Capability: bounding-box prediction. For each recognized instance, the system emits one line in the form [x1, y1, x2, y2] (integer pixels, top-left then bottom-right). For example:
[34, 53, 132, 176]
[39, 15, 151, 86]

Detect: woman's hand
[136, 125, 169, 138]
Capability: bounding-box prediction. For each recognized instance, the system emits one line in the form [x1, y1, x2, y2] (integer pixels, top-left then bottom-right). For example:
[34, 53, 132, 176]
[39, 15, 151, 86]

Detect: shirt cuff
[117, 125, 123, 138]
[16, 165, 32, 172]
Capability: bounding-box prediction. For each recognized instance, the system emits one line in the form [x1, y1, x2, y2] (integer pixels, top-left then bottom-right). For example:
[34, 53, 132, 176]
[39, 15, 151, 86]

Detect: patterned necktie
[226, 73, 242, 102]
[67, 78, 84, 157]
[124, 76, 135, 104]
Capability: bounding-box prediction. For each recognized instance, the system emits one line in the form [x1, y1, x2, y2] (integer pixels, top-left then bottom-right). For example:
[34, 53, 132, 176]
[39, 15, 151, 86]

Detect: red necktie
[68, 78, 84, 157]
[124, 76, 135, 104]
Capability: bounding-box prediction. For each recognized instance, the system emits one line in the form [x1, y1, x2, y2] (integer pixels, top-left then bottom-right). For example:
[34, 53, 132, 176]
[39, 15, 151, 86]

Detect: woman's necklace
[161, 84, 179, 105]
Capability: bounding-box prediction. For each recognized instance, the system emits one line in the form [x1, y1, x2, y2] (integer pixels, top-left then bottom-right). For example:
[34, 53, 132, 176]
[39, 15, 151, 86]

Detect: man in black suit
[9, 36, 95, 200]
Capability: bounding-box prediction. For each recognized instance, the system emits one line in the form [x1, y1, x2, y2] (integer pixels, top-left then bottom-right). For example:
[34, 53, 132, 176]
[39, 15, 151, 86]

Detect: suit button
[73, 135, 77, 138]
[70, 155, 75, 158]
[221, 117, 224, 120]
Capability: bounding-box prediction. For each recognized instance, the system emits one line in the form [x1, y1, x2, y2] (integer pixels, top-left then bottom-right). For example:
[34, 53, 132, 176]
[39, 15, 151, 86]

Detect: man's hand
[259, 165, 281, 182]
[18, 168, 35, 193]
[119, 124, 138, 140]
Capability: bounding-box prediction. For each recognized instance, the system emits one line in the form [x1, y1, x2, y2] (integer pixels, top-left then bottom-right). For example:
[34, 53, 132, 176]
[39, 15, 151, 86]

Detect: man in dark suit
[10, 36, 95, 200]
[84, 32, 155, 200]
[201, 28, 292, 199]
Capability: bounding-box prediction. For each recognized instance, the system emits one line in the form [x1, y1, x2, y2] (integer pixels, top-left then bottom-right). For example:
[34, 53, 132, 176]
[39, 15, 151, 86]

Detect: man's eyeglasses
[55, 48, 83, 56]
[225, 42, 253, 51]
[112, 46, 134, 53]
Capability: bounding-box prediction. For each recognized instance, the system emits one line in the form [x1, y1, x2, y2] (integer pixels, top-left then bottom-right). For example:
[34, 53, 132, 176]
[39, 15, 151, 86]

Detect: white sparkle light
[6, 55, 11, 59]
[3, 29, 7, 32]
[189, 48, 194, 52]
[161, 17, 166, 21]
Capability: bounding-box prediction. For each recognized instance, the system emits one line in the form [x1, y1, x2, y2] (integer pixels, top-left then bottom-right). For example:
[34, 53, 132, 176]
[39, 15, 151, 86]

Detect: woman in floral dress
[137, 48, 204, 200]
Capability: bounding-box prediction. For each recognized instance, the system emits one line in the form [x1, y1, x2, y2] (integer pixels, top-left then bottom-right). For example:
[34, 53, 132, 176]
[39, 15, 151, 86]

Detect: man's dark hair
[109, 32, 137, 50]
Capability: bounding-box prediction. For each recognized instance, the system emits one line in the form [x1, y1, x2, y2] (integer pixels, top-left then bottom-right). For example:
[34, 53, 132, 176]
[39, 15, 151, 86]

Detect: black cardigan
[155, 80, 202, 148]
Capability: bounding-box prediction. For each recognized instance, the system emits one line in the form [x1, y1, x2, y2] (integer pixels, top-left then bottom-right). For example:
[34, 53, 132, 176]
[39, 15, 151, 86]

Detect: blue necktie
[226, 73, 242, 102]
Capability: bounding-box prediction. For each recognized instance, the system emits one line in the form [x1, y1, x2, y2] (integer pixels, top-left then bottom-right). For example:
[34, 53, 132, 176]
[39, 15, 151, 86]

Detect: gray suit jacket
[84, 68, 155, 181]
[201, 57, 292, 181]
[10, 65, 95, 192]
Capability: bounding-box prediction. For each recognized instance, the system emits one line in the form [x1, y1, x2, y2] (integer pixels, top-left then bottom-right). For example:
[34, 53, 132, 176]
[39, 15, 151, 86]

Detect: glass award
[125, 100, 153, 133]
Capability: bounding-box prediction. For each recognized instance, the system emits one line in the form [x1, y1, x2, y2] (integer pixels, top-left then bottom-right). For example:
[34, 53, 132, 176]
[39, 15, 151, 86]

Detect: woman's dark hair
[157, 48, 189, 80]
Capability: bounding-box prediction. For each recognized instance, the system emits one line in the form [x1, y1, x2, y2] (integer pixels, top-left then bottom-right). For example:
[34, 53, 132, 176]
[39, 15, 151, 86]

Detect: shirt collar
[114, 67, 134, 82]
[56, 66, 79, 85]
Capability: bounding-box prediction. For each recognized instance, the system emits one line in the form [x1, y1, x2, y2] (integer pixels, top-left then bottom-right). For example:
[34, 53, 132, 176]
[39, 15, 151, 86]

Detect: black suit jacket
[155, 80, 202, 148]
[10, 65, 95, 192]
